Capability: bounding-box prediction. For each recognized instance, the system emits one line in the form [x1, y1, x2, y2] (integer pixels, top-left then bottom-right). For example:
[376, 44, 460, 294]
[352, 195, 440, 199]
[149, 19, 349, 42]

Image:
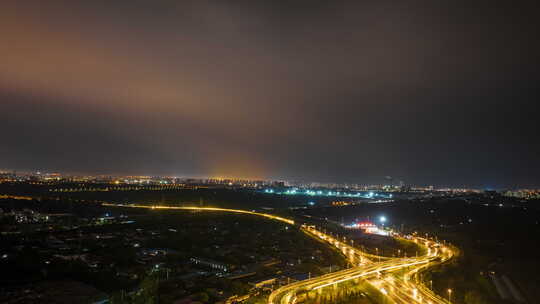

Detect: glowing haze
[1, 1, 539, 187]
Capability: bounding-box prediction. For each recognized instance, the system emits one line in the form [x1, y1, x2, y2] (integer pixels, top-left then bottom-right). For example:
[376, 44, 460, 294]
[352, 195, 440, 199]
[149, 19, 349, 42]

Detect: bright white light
[380, 216, 387, 223]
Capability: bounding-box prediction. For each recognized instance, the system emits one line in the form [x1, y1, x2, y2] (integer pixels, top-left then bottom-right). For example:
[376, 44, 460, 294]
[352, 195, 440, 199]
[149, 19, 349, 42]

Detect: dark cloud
[1, 1, 539, 187]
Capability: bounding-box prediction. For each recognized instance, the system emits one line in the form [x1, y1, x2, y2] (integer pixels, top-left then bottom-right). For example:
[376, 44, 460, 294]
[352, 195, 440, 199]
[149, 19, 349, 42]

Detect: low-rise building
[190, 257, 229, 272]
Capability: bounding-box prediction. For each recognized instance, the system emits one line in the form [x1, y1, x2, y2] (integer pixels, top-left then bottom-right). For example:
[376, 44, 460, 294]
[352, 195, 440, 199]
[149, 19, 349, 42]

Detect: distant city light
[380, 216, 387, 223]
[261, 188, 392, 199]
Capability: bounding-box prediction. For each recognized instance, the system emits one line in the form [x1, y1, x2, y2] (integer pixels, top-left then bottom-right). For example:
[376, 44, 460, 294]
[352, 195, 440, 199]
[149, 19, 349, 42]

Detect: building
[190, 257, 229, 272]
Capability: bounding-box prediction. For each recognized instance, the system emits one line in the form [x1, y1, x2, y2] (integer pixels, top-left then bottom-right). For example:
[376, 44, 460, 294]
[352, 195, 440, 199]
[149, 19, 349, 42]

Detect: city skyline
[2, 168, 540, 191]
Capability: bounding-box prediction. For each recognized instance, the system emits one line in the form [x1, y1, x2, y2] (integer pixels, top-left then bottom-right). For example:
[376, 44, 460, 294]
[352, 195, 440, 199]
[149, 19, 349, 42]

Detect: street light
[447, 288, 452, 303]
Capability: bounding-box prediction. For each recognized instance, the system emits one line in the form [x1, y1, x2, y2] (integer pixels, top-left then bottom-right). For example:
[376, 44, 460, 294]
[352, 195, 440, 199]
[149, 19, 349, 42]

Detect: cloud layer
[1, 1, 539, 187]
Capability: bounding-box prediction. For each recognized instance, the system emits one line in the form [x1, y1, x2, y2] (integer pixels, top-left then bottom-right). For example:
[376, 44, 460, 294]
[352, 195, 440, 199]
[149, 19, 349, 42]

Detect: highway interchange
[270, 226, 454, 304]
[105, 204, 455, 304]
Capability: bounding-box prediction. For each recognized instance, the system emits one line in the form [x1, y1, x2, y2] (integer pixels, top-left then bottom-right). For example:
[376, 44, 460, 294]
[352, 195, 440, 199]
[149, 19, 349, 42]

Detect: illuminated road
[270, 226, 454, 304]
[101, 203, 295, 225]
[268, 258, 431, 304]
[367, 237, 454, 304]
[103, 203, 454, 304]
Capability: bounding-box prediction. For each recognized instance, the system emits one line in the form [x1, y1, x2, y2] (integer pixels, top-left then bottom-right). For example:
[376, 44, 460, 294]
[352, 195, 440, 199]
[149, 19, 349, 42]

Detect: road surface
[270, 226, 454, 304]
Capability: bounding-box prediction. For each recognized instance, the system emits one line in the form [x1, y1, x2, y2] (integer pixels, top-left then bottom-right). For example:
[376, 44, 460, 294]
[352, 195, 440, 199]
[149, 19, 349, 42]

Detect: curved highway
[270, 226, 454, 304]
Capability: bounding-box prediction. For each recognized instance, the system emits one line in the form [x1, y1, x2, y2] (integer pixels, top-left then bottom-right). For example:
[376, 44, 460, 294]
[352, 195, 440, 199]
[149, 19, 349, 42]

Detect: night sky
[1, 1, 539, 188]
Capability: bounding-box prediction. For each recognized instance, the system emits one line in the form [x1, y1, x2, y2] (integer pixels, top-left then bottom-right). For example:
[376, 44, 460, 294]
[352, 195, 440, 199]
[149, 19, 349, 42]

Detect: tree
[194, 292, 210, 303]
[231, 281, 250, 295]
[464, 290, 486, 304]
[134, 275, 159, 304]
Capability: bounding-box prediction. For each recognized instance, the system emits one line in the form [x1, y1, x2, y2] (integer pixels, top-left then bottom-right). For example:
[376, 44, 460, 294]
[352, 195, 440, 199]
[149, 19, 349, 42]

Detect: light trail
[101, 203, 295, 225]
[312, 259, 430, 290]
[270, 226, 454, 304]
